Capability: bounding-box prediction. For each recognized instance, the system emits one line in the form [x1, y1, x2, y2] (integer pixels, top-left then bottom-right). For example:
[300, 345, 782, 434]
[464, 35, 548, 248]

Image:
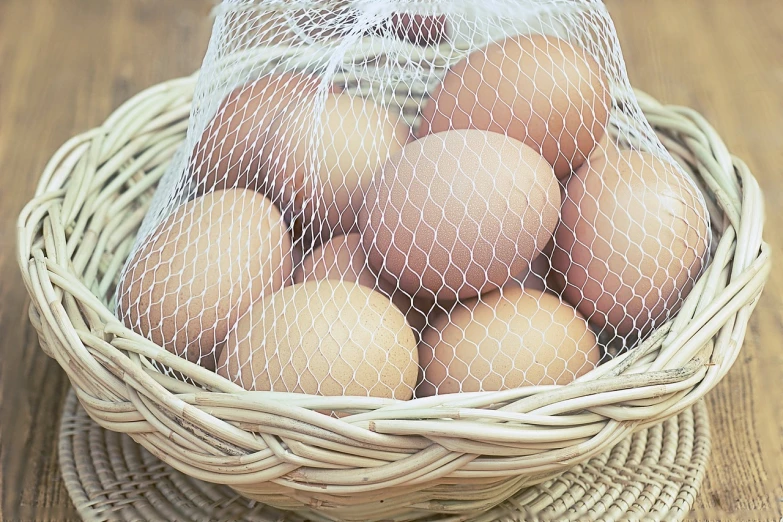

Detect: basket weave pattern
[59, 389, 711, 522]
[18, 62, 768, 520]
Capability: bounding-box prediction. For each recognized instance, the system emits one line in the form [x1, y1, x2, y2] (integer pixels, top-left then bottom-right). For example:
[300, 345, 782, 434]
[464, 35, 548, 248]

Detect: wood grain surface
[0, 1, 780, 520]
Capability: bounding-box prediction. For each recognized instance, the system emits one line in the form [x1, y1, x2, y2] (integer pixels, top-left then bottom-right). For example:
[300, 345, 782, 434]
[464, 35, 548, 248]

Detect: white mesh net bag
[116, 0, 711, 407]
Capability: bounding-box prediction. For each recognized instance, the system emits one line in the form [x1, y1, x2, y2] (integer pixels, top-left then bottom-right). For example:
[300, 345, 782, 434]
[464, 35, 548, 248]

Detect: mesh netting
[116, 0, 711, 401]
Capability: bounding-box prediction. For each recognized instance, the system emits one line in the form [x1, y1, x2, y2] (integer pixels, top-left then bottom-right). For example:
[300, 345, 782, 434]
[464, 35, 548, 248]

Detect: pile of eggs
[118, 18, 709, 402]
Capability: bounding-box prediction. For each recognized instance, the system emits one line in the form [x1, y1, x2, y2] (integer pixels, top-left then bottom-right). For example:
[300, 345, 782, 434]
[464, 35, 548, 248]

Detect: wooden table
[0, 1, 780, 520]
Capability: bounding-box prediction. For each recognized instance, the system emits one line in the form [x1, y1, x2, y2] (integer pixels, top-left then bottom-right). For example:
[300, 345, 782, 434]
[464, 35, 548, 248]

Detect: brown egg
[264, 92, 409, 241]
[552, 150, 710, 337]
[381, 14, 448, 45]
[405, 297, 436, 339]
[589, 132, 621, 164]
[505, 238, 555, 292]
[294, 233, 431, 336]
[218, 281, 418, 400]
[416, 287, 599, 397]
[190, 73, 340, 194]
[417, 34, 610, 179]
[294, 233, 378, 288]
[361, 129, 560, 302]
[117, 190, 293, 371]
[290, 242, 305, 283]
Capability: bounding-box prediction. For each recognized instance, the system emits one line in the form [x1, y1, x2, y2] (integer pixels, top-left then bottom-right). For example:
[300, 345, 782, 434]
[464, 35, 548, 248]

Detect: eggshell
[294, 233, 378, 288]
[552, 150, 710, 337]
[117, 189, 293, 370]
[264, 92, 409, 241]
[416, 287, 599, 397]
[294, 233, 431, 337]
[405, 297, 436, 338]
[383, 14, 448, 45]
[505, 238, 555, 292]
[589, 131, 621, 164]
[218, 281, 418, 400]
[361, 129, 560, 302]
[290, 242, 305, 283]
[417, 34, 611, 179]
[190, 73, 339, 194]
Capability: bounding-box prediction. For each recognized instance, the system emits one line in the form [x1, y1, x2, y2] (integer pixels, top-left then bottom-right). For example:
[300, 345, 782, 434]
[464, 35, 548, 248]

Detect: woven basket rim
[17, 52, 769, 519]
[59, 388, 712, 522]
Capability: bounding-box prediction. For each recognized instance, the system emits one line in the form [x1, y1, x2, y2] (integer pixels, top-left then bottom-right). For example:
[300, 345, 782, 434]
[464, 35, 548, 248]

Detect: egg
[551, 150, 710, 337]
[361, 129, 560, 302]
[218, 281, 418, 400]
[505, 238, 555, 292]
[264, 92, 409, 242]
[405, 298, 437, 339]
[590, 132, 621, 164]
[290, 242, 305, 283]
[381, 14, 448, 45]
[294, 233, 378, 288]
[294, 233, 431, 337]
[117, 189, 293, 370]
[416, 287, 599, 397]
[417, 34, 611, 179]
[190, 72, 339, 194]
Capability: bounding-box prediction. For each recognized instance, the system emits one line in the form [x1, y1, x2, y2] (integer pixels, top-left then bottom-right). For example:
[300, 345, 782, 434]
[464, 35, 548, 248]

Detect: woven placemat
[59, 389, 711, 522]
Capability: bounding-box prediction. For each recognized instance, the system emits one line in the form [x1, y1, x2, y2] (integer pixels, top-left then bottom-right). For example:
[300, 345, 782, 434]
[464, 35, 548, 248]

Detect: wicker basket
[59, 388, 711, 522]
[17, 38, 769, 521]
